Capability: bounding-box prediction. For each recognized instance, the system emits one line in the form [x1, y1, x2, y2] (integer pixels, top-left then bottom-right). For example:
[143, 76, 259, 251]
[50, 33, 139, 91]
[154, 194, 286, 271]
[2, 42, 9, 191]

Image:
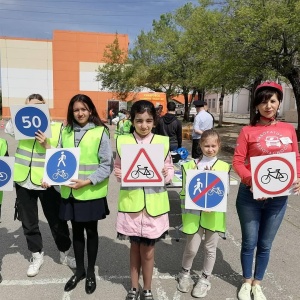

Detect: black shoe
[85, 276, 96, 294]
[0, 272, 2, 283]
[64, 273, 86, 292]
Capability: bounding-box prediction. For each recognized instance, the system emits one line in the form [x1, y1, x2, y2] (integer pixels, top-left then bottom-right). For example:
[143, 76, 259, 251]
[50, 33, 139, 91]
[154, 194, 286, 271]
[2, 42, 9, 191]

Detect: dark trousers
[192, 139, 202, 159]
[71, 220, 98, 277]
[16, 184, 72, 253]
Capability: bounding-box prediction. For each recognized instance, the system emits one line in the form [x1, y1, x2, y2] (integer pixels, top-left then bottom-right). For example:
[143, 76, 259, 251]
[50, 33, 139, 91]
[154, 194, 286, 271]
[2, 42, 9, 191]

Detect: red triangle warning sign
[123, 148, 162, 183]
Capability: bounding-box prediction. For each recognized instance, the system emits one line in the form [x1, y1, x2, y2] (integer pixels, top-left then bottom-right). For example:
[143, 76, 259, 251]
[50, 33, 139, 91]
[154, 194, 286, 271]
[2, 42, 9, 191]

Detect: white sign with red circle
[250, 152, 297, 199]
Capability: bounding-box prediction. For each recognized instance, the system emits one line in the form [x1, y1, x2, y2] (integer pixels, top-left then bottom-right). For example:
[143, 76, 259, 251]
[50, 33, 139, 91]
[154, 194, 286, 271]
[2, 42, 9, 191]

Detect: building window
[212, 99, 216, 109]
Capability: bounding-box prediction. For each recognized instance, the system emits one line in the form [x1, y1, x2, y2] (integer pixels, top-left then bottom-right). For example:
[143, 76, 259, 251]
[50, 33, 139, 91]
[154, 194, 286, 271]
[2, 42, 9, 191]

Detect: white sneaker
[252, 285, 267, 300]
[177, 271, 191, 293]
[60, 250, 76, 269]
[27, 252, 44, 277]
[192, 277, 211, 298]
[238, 283, 252, 300]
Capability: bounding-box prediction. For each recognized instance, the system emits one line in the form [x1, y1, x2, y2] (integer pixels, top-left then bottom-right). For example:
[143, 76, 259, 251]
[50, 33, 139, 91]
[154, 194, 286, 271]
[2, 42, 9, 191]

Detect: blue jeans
[236, 183, 287, 281]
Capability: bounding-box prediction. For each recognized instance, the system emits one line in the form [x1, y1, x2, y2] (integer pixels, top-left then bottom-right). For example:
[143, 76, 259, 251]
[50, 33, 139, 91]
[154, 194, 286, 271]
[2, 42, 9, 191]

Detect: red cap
[255, 81, 283, 98]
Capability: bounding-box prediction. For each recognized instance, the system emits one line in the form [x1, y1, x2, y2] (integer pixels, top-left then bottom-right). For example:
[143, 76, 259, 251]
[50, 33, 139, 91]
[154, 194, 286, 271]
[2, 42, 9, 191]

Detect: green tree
[96, 34, 135, 101]
[209, 0, 300, 132]
[130, 3, 206, 121]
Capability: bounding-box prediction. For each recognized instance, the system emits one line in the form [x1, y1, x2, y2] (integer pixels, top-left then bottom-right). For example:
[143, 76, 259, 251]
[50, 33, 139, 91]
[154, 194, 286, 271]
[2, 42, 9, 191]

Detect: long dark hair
[130, 100, 157, 133]
[66, 94, 105, 131]
[250, 88, 282, 126]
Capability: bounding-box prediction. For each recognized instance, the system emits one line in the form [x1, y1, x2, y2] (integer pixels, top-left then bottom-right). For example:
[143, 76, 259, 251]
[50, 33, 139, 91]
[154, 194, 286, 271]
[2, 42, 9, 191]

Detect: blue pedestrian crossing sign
[43, 148, 80, 185]
[185, 170, 228, 212]
[10, 105, 51, 140]
[0, 157, 15, 191]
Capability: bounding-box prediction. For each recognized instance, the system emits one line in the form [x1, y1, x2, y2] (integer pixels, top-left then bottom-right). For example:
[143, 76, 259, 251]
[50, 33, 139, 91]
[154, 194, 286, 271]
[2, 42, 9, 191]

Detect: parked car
[189, 106, 197, 121]
[175, 104, 184, 115]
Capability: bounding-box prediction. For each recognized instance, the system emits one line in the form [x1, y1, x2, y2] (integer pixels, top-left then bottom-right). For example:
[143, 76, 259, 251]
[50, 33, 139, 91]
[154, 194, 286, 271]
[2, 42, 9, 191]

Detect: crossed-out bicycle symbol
[131, 165, 154, 179]
[260, 168, 288, 184]
[52, 169, 69, 180]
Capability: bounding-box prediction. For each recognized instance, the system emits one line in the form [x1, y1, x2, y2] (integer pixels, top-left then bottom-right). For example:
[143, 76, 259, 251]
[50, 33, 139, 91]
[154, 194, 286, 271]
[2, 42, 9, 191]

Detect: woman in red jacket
[233, 81, 300, 300]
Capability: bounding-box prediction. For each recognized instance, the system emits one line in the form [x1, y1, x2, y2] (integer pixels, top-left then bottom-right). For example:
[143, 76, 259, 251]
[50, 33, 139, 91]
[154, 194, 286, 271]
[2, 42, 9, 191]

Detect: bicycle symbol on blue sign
[46, 150, 77, 183]
[188, 172, 225, 209]
[14, 106, 48, 137]
[0, 160, 12, 187]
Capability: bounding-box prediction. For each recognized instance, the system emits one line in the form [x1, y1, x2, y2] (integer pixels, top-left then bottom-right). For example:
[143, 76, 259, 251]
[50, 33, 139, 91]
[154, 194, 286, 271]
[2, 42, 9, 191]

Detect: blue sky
[0, 0, 199, 46]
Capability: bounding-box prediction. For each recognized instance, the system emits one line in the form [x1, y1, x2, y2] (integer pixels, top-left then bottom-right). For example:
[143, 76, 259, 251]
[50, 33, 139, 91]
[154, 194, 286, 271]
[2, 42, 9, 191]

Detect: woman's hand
[293, 178, 300, 194]
[65, 179, 91, 189]
[250, 186, 267, 201]
[114, 167, 122, 179]
[35, 130, 50, 149]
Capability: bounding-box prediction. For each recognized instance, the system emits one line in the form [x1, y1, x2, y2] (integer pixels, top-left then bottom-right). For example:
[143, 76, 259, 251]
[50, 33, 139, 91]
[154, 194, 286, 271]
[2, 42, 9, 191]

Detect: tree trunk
[218, 86, 225, 127]
[183, 88, 190, 121]
[249, 76, 263, 122]
[197, 88, 205, 101]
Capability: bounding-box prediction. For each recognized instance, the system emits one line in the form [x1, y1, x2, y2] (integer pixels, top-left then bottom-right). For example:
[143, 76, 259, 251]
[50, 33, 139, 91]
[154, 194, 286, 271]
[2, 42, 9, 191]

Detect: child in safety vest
[114, 109, 132, 139]
[0, 138, 9, 223]
[5, 93, 75, 278]
[114, 100, 174, 300]
[39, 94, 113, 295]
[177, 129, 230, 298]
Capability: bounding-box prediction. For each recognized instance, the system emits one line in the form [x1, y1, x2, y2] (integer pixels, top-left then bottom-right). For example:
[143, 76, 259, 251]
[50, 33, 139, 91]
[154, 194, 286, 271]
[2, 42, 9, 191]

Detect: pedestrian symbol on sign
[44, 148, 80, 185]
[185, 170, 228, 212]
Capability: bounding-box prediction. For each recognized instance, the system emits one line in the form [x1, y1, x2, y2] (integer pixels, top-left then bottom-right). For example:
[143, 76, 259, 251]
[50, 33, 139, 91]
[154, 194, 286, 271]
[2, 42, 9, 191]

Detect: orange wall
[52, 30, 129, 120]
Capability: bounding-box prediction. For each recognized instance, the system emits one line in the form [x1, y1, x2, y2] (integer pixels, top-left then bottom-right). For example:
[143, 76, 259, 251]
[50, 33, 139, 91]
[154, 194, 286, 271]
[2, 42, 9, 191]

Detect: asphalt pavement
[0, 121, 299, 300]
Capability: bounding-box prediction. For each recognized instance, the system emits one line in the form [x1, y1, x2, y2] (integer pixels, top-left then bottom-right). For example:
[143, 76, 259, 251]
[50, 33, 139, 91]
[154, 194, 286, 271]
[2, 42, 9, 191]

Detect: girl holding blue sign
[5, 93, 76, 278]
[114, 100, 174, 300]
[177, 129, 230, 298]
[40, 94, 113, 294]
[233, 81, 300, 300]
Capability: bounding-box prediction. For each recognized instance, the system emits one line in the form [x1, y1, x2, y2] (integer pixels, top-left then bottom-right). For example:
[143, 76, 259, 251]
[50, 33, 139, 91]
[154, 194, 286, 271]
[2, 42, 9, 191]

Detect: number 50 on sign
[10, 105, 52, 140]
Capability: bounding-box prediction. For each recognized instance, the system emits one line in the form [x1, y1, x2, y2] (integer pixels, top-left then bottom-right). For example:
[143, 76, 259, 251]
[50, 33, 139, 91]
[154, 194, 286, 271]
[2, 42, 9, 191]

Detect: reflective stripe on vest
[180, 159, 230, 234]
[14, 122, 62, 185]
[60, 126, 109, 201]
[0, 138, 8, 203]
[116, 134, 170, 217]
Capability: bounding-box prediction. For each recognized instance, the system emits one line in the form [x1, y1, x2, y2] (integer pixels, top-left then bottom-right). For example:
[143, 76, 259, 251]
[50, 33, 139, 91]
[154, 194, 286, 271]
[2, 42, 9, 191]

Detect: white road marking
[153, 267, 170, 300]
[62, 292, 71, 300]
[226, 230, 293, 298]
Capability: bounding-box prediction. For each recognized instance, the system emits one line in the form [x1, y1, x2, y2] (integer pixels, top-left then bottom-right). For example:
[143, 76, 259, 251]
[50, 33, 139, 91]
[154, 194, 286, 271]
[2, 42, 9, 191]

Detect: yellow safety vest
[116, 134, 170, 217]
[14, 122, 62, 185]
[0, 138, 8, 204]
[180, 159, 230, 234]
[114, 119, 132, 139]
[60, 126, 109, 201]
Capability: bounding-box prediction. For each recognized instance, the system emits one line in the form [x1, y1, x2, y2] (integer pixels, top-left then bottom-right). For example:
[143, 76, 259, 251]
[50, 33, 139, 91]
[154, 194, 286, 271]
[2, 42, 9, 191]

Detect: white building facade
[204, 83, 297, 122]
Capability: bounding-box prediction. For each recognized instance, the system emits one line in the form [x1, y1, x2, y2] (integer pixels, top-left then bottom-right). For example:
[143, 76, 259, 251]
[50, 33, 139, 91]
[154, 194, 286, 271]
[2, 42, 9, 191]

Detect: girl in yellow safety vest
[39, 94, 113, 295]
[177, 129, 230, 298]
[114, 100, 174, 300]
